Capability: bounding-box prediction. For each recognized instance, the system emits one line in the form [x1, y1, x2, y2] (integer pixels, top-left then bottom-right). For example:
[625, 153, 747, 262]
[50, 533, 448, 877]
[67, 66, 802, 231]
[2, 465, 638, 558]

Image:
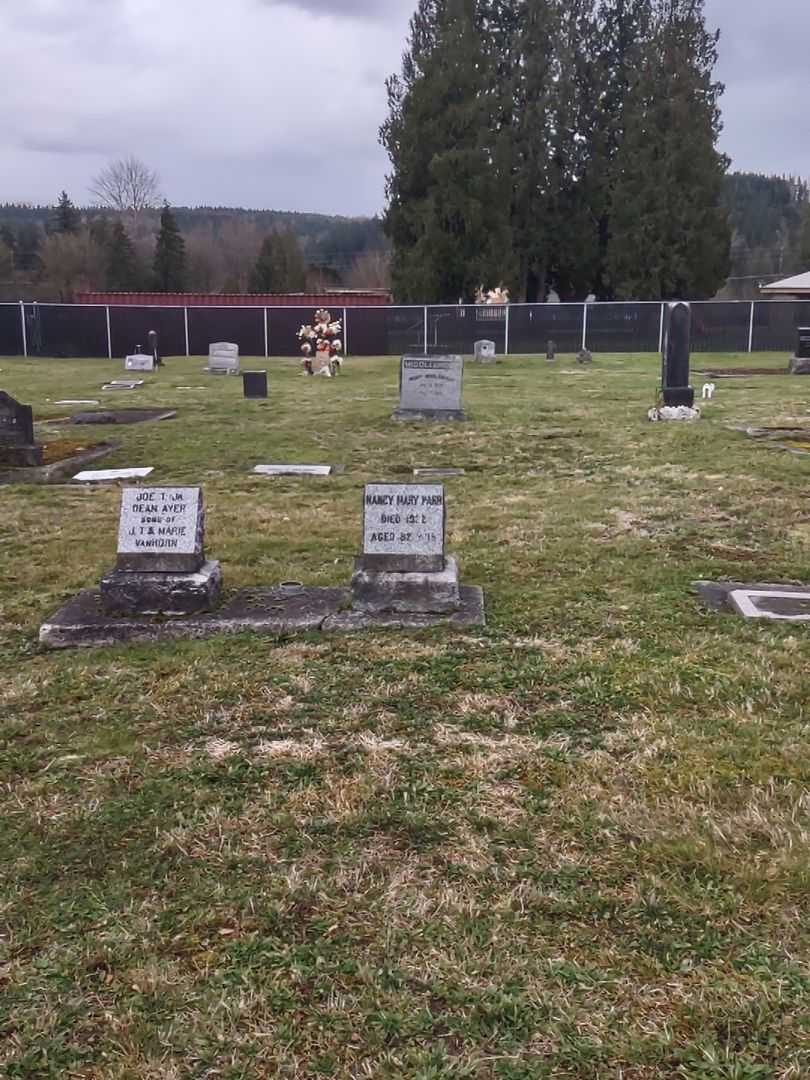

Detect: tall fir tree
[248, 229, 307, 292]
[381, 0, 512, 302]
[106, 220, 139, 290]
[605, 0, 730, 298]
[51, 191, 81, 234]
[153, 204, 186, 292]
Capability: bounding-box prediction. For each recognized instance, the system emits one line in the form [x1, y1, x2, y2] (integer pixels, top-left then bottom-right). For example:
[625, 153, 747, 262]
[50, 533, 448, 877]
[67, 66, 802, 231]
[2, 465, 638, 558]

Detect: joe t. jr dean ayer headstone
[350, 483, 462, 614]
[100, 486, 223, 615]
[393, 356, 466, 421]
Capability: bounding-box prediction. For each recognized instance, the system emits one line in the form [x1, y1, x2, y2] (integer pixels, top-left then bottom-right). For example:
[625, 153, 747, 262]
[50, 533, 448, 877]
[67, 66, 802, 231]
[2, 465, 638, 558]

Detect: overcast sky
[1, 0, 807, 217]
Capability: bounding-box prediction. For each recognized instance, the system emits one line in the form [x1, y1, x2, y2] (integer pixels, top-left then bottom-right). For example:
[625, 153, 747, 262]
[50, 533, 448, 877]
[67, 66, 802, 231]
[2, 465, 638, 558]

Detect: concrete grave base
[648, 406, 701, 422]
[100, 560, 223, 616]
[351, 555, 461, 615]
[694, 580, 810, 622]
[40, 584, 485, 649]
[0, 441, 119, 486]
[70, 408, 176, 425]
[392, 408, 467, 422]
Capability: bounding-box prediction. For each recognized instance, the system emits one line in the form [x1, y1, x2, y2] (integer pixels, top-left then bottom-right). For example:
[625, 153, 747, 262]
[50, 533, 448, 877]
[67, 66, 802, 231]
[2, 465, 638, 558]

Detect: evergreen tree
[381, 0, 512, 302]
[799, 205, 810, 269]
[153, 204, 186, 291]
[248, 229, 307, 292]
[51, 191, 81, 234]
[106, 221, 139, 290]
[605, 0, 730, 298]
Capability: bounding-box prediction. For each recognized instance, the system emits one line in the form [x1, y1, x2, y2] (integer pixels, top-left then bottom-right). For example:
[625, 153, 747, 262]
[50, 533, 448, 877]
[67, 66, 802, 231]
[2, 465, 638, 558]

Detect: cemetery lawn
[4, 351, 810, 1079]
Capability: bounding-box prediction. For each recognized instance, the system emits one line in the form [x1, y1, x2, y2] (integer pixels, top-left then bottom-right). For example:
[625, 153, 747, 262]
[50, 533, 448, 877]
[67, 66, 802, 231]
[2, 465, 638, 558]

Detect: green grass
[2, 350, 810, 1078]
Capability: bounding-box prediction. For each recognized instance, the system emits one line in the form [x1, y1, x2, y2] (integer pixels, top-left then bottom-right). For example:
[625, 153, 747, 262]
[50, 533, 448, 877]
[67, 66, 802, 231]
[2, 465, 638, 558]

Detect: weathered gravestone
[0, 391, 43, 467]
[474, 340, 496, 363]
[789, 328, 810, 375]
[393, 356, 465, 421]
[350, 483, 461, 614]
[546, 340, 556, 361]
[661, 302, 694, 408]
[208, 342, 240, 375]
[99, 486, 222, 615]
[125, 353, 155, 372]
[147, 330, 162, 368]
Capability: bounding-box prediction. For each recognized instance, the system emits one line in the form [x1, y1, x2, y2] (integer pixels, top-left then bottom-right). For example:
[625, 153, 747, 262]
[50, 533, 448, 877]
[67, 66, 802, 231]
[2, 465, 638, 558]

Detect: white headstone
[125, 354, 155, 372]
[361, 483, 445, 572]
[116, 486, 204, 571]
[474, 340, 497, 363]
[73, 467, 154, 482]
[208, 342, 240, 374]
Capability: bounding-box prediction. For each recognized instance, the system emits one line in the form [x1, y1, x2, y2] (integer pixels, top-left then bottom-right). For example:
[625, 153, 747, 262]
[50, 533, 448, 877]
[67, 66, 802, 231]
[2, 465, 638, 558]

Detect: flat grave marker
[73, 467, 154, 482]
[253, 464, 332, 476]
[729, 588, 810, 622]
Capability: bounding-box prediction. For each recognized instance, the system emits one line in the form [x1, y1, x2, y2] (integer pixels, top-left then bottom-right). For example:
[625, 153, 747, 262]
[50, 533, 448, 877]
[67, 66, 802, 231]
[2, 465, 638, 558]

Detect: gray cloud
[0, 0, 806, 215]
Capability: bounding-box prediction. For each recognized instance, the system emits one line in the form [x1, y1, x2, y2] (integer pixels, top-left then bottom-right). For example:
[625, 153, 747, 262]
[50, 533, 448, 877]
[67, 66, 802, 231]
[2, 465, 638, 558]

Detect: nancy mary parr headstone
[351, 482, 462, 614]
[393, 356, 466, 421]
[0, 391, 43, 467]
[100, 486, 222, 615]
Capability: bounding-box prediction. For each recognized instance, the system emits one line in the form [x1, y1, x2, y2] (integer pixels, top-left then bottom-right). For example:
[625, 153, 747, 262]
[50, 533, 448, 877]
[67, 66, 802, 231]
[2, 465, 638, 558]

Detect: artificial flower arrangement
[475, 285, 510, 305]
[297, 308, 343, 376]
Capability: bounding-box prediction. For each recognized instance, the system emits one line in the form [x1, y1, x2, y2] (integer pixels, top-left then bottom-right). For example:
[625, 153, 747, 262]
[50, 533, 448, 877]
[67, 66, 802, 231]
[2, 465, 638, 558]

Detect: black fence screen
[0, 304, 23, 355]
[509, 304, 584, 354]
[2, 299, 809, 359]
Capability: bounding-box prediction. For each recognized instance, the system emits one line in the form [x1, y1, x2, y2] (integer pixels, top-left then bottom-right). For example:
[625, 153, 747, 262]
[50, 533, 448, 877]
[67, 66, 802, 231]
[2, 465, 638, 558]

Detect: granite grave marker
[350, 482, 462, 614]
[208, 342, 240, 375]
[393, 356, 465, 421]
[661, 302, 694, 407]
[0, 391, 43, 467]
[789, 328, 810, 375]
[474, 340, 496, 363]
[100, 486, 222, 615]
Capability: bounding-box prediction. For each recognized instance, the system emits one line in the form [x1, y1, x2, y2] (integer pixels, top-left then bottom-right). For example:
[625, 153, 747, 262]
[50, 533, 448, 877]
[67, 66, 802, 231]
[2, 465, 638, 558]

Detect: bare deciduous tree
[90, 156, 161, 214]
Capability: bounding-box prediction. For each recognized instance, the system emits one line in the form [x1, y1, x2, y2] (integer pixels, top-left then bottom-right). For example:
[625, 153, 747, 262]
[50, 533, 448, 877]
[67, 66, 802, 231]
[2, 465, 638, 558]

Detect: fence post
[264, 307, 269, 358]
[183, 308, 190, 357]
[658, 303, 665, 353]
[748, 300, 755, 354]
[581, 303, 588, 350]
[343, 307, 348, 359]
[105, 306, 112, 359]
[504, 304, 510, 356]
[19, 301, 27, 357]
[423, 306, 428, 355]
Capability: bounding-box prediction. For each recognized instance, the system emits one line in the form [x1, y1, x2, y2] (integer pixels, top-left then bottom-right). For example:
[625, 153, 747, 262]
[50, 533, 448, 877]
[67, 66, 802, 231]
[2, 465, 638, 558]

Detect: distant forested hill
[721, 173, 810, 296]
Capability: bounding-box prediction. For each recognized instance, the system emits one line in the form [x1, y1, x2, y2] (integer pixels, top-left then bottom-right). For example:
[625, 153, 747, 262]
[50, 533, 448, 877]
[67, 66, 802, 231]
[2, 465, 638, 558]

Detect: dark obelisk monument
[661, 302, 694, 408]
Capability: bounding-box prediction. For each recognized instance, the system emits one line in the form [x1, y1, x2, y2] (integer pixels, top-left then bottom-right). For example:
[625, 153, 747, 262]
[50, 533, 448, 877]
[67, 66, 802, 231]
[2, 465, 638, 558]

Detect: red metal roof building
[75, 290, 391, 307]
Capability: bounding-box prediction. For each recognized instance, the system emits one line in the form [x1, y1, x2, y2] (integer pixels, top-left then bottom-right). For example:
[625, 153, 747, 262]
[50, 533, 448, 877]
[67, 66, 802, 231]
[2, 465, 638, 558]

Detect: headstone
[147, 329, 162, 368]
[125, 354, 155, 372]
[73, 467, 154, 482]
[243, 371, 268, 399]
[350, 483, 461, 614]
[789, 328, 810, 374]
[253, 464, 332, 476]
[661, 302, 694, 407]
[729, 588, 810, 622]
[208, 342, 240, 375]
[546, 340, 556, 361]
[0, 391, 43, 467]
[393, 355, 465, 421]
[474, 340, 496, 363]
[576, 348, 593, 366]
[100, 486, 222, 615]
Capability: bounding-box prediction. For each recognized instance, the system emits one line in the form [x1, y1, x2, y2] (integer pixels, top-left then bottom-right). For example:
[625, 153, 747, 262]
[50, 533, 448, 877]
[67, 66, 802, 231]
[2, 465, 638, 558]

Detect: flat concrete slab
[694, 580, 810, 618]
[73, 467, 154, 483]
[70, 408, 176, 425]
[0, 442, 119, 486]
[40, 584, 485, 649]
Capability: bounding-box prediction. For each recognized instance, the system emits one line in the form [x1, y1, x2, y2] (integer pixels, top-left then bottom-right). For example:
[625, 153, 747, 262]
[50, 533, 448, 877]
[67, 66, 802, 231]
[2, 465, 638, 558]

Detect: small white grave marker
[73, 467, 154, 482]
[729, 589, 810, 622]
[253, 464, 332, 476]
